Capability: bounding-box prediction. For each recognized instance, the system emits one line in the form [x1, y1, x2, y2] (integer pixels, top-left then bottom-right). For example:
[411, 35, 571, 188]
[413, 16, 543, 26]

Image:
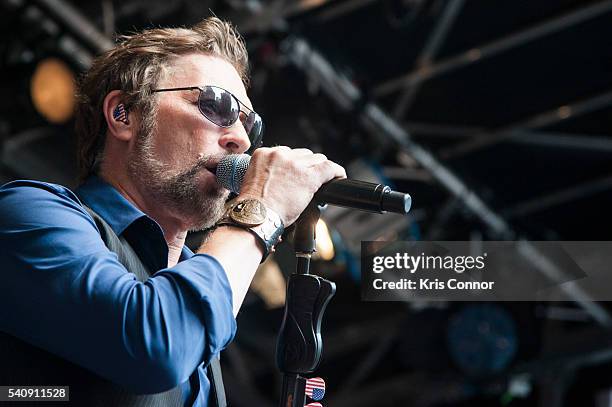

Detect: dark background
[2, 0, 612, 406]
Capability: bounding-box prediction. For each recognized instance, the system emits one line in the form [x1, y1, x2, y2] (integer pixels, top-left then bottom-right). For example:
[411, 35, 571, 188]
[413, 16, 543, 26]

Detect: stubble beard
[127, 120, 229, 231]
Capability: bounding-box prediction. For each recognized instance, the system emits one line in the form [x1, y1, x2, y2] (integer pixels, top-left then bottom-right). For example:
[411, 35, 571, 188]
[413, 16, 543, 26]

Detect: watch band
[217, 199, 284, 262]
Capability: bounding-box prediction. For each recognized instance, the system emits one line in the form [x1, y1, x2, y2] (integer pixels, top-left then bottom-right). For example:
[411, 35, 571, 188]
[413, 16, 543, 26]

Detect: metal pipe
[374, 0, 612, 98]
[238, 0, 377, 35]
[312, 0, 379, 24]
[502, 174, 612, 219]
[400, 121, 481, 137]
[439, 89, 612, 159]
[512, 130, 612, 152]
[33, 0, 114, 53]
[393, 0, 465, 117]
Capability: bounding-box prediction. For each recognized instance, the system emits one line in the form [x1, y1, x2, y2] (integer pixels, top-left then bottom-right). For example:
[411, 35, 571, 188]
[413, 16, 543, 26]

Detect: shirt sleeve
[0, 181, 237, 394]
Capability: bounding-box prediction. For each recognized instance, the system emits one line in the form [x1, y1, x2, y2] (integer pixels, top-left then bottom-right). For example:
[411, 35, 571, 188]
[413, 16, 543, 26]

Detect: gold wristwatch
[216, 198, 284, 262]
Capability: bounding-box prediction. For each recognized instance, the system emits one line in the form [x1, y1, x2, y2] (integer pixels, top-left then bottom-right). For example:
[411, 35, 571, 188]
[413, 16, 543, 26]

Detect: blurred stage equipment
[30, 58, 75, 124]
[384, 0, 433, 29]
[446, 304, 518, 378]
[280, 35, 612, 329]
[249, 258, 287, 309]
[314, 219, 334, 261]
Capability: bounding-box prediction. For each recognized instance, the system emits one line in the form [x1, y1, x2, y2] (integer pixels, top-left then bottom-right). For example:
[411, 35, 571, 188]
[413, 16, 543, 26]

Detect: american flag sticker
[305, 377, 326, 401]
[305, 403, 323, 407]
[113, 104, 128, 123]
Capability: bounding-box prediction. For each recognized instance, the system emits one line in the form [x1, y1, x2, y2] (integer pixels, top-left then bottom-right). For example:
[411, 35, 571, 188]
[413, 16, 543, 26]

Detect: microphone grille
[216, 154, 251, 194]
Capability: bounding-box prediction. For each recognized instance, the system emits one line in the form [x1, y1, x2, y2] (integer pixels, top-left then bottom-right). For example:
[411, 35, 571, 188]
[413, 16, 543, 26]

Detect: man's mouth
[199, 155, 226, 178]
[204, 158, 221, 176]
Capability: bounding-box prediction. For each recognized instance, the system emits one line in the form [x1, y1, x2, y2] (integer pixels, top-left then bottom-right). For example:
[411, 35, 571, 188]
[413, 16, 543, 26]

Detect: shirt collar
[76, 175, 148, 236]
[181, 245, 195, 261]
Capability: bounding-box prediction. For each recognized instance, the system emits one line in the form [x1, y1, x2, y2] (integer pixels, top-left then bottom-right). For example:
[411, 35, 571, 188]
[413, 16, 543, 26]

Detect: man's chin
[189, 195, 227, 231]
[189, 177, 230, 229]
[205, 180, 230, 200]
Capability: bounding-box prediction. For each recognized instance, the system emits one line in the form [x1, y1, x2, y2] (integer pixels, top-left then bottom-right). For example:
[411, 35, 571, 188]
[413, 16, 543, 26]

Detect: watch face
[230, 199, 268, 227]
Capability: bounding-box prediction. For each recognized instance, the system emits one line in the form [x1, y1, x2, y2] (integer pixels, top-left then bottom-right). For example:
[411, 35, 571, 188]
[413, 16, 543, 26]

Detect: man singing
[0, 17, 345, 406]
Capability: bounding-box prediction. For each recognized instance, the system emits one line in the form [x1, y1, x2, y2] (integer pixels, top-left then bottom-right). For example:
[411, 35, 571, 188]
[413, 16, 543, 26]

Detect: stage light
[30, 58, 76, 124]
[299, 0, 327, 9]
[250, 258, 286, 309]
[315, 218, 335, 261]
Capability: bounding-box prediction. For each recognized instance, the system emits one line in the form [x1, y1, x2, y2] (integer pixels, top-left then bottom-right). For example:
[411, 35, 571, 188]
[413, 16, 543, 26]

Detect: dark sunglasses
[152, 85, 264, 151]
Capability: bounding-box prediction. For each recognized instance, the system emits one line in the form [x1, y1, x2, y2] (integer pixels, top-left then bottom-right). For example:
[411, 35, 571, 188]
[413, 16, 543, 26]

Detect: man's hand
[238, 147, 346, 226]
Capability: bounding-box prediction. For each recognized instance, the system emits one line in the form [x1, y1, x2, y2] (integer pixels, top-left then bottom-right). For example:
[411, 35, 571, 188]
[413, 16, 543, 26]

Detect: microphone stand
[276, 203, 336, 407]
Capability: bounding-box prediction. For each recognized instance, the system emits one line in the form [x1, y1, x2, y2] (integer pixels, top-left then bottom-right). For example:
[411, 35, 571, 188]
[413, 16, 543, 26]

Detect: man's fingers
[306, 153, 328, 166]
[291, 148, 315, 157]
[252, 144, 344, 185]
[332, 162, 347, 179]
[316, 160, 346, 185]
[240, 145, 346, 226]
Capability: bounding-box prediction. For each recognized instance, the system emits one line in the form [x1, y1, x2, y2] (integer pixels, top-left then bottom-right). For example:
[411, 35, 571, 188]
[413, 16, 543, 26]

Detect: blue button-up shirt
[0, 176, 237, 406]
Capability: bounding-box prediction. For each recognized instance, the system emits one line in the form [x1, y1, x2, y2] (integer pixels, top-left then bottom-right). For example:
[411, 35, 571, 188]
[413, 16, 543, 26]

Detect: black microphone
[216, 154, 411, 214]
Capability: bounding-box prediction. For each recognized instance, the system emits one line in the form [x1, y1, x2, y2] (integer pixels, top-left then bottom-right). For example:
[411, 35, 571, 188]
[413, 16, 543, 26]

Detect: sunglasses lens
[199, 86, 264, 151]
[245, 113, 263, 148]
[199, 86, 239, 127]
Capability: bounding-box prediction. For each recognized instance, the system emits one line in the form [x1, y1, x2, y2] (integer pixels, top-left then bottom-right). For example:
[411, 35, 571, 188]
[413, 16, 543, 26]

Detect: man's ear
[103, 90, 136, 142]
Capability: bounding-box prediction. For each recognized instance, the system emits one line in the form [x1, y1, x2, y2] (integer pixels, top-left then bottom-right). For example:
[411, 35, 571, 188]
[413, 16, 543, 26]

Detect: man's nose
[219, 123, 251, 153]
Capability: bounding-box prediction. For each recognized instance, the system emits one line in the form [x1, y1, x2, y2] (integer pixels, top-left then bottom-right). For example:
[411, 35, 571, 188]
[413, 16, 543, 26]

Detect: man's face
[128, 53, 253, 231]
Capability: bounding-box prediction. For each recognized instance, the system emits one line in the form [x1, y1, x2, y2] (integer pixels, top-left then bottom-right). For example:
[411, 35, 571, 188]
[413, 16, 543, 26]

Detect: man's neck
[98, 171, 188, 267]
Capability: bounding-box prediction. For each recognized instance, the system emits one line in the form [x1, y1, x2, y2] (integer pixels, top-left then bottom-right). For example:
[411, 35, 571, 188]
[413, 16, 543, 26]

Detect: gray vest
[0, 206, 226, 406]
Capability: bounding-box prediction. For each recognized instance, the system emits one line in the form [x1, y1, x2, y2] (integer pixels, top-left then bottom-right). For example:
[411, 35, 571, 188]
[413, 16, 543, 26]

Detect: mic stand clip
[276, 204, 336, 407]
